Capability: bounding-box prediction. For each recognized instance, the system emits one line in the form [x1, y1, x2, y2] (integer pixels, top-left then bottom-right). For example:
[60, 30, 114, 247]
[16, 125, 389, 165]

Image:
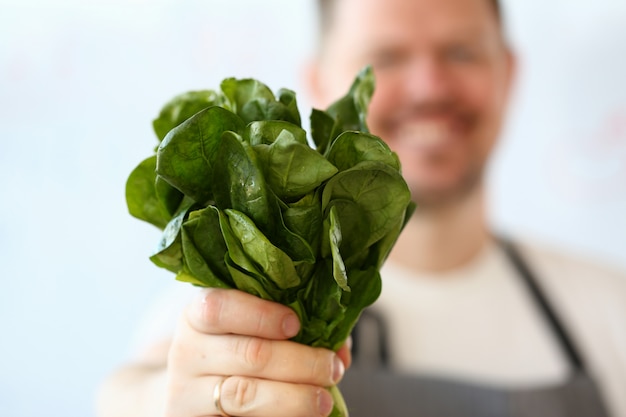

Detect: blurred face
[309, 0, 514, 207]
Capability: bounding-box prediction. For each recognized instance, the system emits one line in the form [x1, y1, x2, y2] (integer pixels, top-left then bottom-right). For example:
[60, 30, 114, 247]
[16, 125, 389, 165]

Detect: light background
[0, 1, 624, 416]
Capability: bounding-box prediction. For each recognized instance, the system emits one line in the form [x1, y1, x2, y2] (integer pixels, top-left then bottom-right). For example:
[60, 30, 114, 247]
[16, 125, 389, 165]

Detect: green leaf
[224, 209, 301, 290]
[326, 131, 400, 172]
[331, 268, 382, 349]
[181, 206, 233, 288]
[322, 161, 411, 248]
[225, 256, 274, 301]
[323, 199, 370, 261]
[150, 204, 191, 272]
[220, 78, 276, 116]
[246, 120, 307, 146]
[328, 206, 349, 292]
[217, 208, 263, 277]
[282, 193, 323, 253]
[125, 156, 169, 229]
[175, 269, 214, 287]
[217, 209, 283, 301]
[212, 131, 272, 230]
[156, 106, 245, 203]
[155, 175, 184, 218]
[309, 263, 346, 345]
[277, 88, 302, 127]
[310, 109, 338, 154]
[126, 72, 415, 403]
[367, 202, 416, 269]
[258, 130, 338, 201]
[220, 78, 302, 126]
[270, 196, 317, 264]
[153, 90, 223, 141]
[325, 66, 375, 143]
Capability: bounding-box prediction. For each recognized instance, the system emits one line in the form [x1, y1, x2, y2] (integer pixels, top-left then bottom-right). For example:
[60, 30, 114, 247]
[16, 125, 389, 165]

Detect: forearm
[97, 362, 167, 417]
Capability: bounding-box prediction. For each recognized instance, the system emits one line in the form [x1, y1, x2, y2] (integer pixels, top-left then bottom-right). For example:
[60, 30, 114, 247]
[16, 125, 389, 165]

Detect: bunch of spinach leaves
[126, 67, 414, 417]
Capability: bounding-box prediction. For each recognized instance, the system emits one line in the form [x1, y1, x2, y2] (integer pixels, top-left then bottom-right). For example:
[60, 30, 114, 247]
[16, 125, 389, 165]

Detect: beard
[404, 155, 485, 210]
[369, 98, 494, 210]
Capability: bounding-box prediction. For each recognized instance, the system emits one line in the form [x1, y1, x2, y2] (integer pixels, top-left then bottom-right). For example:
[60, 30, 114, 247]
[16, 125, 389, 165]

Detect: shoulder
[512, 240, 626, 417]
[513, 238, 626, 303]
[511, 237, 626, 362]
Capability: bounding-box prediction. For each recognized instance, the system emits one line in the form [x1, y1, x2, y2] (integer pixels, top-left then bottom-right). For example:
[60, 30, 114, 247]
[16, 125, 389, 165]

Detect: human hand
[164, 288, 350, 417]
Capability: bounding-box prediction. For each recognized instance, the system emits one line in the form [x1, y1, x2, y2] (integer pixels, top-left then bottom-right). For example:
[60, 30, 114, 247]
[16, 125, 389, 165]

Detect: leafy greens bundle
[126, 67, 414, 417]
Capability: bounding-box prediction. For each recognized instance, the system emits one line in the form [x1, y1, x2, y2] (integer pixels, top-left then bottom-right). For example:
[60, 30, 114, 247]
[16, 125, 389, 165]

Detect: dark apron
[339, 239, 612, 417]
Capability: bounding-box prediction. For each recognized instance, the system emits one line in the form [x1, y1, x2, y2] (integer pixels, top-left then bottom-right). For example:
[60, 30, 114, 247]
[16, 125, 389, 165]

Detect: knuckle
[310, 350, 333, 384]
[252, 308, 268, 334]
[234, 337, 272, 372]
[222, 376, 258, 413]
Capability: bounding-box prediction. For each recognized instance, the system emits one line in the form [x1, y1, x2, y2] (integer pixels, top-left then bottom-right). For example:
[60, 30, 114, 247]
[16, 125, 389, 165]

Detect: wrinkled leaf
[331, 268, 382, 350]
[246, 120, 307, 146]
[310, 109, 337, 154]
[225, 209, 301, 290]
[328, 206, 349, 292]
[150, 205, 190, 272]
[181, 206, 232, 287]
[153, 90, 223, 141]
[326, 131, 400, 172]
[326, 66, 375, 141]
[157, 107, 245, 203]
[155, 175, 184, 218]
[322, 161, 411, 248]
[129, 69, 411, 367]
[323, 199, 370, 261]
[212, 131, 272, 230]
[126, 156, 169, 229]
[225, 256, 273, 300]
[220, 78, 276, 115]
[257, 130, 338, 200]
[282, 193, 323, 253]
[277, 88, 302, 127]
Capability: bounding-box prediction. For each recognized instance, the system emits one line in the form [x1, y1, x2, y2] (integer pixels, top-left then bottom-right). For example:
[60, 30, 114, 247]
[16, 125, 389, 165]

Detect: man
[98, 0, 626, 416]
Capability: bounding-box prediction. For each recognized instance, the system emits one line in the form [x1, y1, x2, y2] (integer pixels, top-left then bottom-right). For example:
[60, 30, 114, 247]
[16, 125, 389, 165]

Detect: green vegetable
[126, 66, 415, 417]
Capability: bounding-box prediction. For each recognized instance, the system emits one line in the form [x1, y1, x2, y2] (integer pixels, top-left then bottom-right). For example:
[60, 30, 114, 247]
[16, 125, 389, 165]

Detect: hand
[164, 288, 350, 417]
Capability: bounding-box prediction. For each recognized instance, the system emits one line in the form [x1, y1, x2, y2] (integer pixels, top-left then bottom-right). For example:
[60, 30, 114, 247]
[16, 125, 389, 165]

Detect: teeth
[397, 122, 451, 148]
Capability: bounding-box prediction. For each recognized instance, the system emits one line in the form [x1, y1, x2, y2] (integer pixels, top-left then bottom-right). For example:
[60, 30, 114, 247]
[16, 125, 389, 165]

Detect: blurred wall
[0, 1, 624, 416]
[490, 0, 626, 267]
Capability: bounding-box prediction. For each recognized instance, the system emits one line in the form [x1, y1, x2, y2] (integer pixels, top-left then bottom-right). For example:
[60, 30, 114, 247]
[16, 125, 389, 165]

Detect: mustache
[386, 100, 473, 124]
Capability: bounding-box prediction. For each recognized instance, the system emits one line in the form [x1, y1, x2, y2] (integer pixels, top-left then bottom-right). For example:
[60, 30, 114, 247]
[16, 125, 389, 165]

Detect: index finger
[186, 288, 301, 340]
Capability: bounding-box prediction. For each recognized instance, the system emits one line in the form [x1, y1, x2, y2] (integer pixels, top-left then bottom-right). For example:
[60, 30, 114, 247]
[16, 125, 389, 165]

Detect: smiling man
[306, 0, 514, 275]
[98, 0, 626, 416]
[310, 0, 512, 209]
[304, 0, 625, 416]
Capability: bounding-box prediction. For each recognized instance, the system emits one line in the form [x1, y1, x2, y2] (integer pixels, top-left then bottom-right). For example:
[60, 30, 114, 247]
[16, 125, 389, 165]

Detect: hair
[316, 0, 503, 37]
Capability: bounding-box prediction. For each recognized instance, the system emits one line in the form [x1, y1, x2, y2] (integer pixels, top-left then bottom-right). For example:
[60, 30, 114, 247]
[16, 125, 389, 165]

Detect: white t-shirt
[374, 240, 626, 417]
[131, 239, 626, 417]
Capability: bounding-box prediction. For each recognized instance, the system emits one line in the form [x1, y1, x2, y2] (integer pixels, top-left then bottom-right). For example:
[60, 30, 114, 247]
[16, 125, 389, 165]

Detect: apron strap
[351, 308, 390, 368]
[497, 237, 586, 372]
[353, 237, 588, 373]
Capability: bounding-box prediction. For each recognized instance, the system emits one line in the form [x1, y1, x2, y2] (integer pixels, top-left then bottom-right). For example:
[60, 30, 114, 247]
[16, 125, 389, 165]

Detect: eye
[371, 50, 404, 70]
[444, 45, 477, 63]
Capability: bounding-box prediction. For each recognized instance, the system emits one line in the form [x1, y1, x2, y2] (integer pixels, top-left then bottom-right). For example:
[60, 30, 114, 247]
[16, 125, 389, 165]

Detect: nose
[401, 56, 454, 104]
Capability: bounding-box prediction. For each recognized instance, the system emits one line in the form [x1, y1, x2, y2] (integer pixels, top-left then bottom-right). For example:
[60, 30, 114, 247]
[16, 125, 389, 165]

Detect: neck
[388, 185, 490, 273]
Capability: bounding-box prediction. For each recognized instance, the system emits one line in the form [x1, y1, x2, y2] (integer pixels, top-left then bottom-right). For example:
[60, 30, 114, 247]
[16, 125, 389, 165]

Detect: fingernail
[331, 354, 345, 384]
[345, 336, 353, 351]
[317, 388, 334, 416]
[282, 314, 300, 338]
